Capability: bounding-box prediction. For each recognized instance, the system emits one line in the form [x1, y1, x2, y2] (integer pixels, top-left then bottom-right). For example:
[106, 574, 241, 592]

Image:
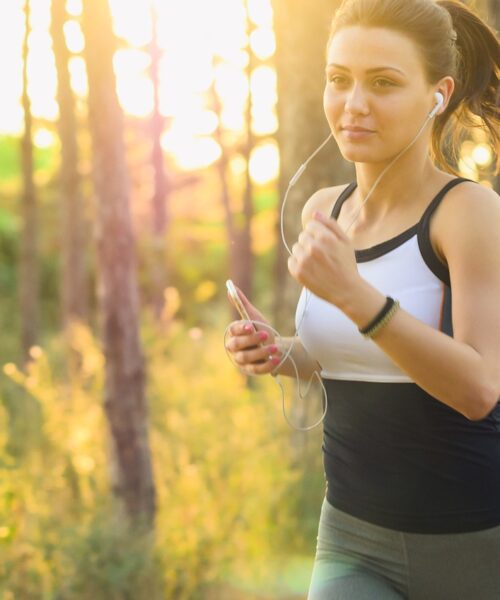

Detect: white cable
[226, 111, 435, 431]
[223, 320, 328, 431]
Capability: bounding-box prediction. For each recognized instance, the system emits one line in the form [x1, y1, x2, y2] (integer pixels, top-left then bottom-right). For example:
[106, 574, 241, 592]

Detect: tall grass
[0, 310, 323, 599]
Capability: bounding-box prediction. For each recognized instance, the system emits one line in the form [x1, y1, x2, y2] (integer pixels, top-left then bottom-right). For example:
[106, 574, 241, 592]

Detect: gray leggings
[308, 498, 500, 600]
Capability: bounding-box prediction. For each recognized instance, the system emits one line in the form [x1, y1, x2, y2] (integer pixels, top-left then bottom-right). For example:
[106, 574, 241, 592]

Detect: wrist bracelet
[359, 296, 400, 339]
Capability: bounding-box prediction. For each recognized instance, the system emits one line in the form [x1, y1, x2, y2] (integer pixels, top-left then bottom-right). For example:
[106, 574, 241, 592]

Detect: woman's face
[324, 26, 436, 164]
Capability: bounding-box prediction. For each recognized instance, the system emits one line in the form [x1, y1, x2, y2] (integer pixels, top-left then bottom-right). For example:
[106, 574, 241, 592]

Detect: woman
[225, 0, 500, 597]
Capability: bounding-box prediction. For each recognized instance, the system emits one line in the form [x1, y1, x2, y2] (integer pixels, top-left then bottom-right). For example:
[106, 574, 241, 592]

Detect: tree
[50, 0, 87, 328]
[149, 3, 170, 319]
[271, 0, 354, 330]
[81, 0, 156, 524]
[211, 3, 257, 307]
[19, 0, 39, 363]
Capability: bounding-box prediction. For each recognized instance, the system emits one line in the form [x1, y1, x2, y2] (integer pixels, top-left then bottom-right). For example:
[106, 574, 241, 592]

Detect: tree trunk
[236, 0, 256, 300]
[271, 0, 354, 332]
[81, 0, 156, 524]
[211, 3, 256, 306]
[149, 4, 170, 319]
[20, 0, 39, 364]
[51, 0, 88, 327]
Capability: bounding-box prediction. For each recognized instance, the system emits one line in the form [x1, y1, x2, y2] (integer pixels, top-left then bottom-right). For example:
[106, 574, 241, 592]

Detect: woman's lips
[340, 126, 375, 140]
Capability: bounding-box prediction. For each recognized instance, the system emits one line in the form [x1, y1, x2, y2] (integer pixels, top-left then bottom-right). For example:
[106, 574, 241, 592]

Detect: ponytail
[434, 1, 500, 173]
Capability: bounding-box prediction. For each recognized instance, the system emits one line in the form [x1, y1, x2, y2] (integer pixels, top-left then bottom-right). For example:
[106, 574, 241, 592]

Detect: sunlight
[214, 63, 249, 107]
[2, 0, 279, 171]
[169, 136, 222, 171]
[247, 0, 274, 28]
[63, 20, 85, 54]
[68, 56, 88, 96]
[249, 141, 279, 184]
[66, 0, 82, 17]
[252, 109, 278, 136]
[28, 30, 59, 120]
[0, 2, 24, 134]
[458, 156, 478, 181]
[472, 144, 493, 168]
[220, 108, 246, 134]
[250, 27, 276, 60]
[114, 49, 153, 117]
[108, 0, 152, 47]
[251, 65, 278, 135]
[34, 128, 57, 148]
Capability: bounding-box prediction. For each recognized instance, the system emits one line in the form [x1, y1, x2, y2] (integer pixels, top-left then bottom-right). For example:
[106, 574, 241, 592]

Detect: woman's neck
[353, 147, 440, 220]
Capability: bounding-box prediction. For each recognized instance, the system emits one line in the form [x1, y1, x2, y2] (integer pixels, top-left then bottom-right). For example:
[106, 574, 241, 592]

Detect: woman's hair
[328, 0, 500, 174]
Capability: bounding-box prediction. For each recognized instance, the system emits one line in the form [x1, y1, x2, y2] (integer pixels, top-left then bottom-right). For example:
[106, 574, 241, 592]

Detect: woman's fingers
[233, 343, 281, 367]
[227, 323, 272, 350]
[226, 318, 282, 375]
[242, 355, 282, 376]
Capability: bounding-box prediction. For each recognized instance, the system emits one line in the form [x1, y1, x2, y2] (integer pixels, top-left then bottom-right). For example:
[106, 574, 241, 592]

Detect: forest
[0, 0, 498, 598]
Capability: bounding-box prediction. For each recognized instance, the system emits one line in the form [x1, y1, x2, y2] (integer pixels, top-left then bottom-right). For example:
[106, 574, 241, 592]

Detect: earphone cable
[227, 107, 437, 431]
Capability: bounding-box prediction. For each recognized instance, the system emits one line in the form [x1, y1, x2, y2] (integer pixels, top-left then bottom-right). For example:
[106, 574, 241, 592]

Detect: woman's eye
[327, 75, 349, 86]
[373, 78, 394, 88]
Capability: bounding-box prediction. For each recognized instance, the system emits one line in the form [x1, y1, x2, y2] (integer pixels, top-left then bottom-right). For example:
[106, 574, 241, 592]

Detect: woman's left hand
[288, 211, 362, 309]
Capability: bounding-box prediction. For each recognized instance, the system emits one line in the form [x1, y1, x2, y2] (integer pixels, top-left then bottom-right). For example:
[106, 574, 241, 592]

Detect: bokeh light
[1, 0, 279, 181]
[249, 141, 279, 184]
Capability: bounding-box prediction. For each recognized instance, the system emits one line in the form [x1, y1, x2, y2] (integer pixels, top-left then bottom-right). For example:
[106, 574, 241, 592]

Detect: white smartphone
[226, 280, 256, 330]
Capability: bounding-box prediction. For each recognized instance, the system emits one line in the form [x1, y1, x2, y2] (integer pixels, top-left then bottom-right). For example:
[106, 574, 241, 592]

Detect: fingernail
[268, 345, 278, 353]
[244, 324, 253, 332]
[259, 331, 268, 341]
[271, 357, 281, 365]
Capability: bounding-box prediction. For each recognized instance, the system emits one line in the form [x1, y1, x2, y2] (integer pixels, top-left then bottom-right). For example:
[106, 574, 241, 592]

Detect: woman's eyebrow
[325, 63, 405, 76]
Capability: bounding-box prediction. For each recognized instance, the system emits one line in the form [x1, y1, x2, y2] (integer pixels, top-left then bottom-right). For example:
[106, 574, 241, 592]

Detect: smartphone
[226, 280, 256, 330]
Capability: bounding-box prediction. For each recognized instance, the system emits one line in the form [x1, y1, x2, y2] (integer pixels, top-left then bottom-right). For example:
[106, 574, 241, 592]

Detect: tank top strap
[416, 177, 472, 287]
[330, 182, 358, 219]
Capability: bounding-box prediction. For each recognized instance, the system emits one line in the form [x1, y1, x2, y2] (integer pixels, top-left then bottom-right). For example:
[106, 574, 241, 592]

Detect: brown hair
[328, 0, 500, 174]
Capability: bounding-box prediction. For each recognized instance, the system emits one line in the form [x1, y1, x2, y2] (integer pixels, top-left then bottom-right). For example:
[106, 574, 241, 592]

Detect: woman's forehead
[327, 26, 425, 76]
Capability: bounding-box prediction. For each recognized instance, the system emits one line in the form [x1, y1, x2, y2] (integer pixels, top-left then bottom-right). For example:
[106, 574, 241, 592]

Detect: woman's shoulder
[301, 184, 352, 228]
[432, 178, 500, 264]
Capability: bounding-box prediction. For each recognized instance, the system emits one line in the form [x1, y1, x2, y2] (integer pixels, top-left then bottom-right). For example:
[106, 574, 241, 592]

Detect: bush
[0, 312, 315, 598]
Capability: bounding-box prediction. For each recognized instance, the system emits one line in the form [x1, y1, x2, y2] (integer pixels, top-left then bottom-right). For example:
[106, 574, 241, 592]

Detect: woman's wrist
[337, 279, 388, 330]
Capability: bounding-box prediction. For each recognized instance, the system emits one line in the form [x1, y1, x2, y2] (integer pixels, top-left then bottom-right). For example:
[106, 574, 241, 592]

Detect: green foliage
[0, 313, 318, 598]
[0, 135, 58, 182]
[57, 515, 165, 600]
[0, 137, 21, 182]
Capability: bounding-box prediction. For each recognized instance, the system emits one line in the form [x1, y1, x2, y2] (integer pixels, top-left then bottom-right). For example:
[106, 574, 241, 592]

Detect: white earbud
[429, 92, 444, 118]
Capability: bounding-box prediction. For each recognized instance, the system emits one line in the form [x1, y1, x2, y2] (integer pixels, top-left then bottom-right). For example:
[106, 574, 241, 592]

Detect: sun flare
[2, 0, 278, 182]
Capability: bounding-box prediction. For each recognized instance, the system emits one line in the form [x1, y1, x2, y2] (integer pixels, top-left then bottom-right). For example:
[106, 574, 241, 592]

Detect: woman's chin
[338, 146, 373, 163]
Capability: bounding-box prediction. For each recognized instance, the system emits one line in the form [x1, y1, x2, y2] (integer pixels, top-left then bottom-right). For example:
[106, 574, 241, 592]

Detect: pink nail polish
[244, 324, 253, 332]
[272, 357, 281, 365]
[259, 331, 268, 341]
[269, 345, 278, 353]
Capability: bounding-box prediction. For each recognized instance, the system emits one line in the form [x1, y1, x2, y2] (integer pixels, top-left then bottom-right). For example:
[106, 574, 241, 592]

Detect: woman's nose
[344, 85, 369, 115]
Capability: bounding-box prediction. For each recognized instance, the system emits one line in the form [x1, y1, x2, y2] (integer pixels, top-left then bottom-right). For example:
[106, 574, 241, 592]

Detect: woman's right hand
[225, 286, 282, 376]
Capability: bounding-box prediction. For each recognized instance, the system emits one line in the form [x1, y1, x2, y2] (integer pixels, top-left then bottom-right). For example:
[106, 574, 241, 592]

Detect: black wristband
[359, 296, 396, 335]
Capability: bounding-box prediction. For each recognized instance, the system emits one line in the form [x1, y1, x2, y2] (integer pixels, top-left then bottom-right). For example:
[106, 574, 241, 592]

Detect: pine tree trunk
[51, 0, 87, 327]
[20, 0, 38, 363]
[211, 3, 257, 305]
[81, 0, 156, 524]
[271, 0, 354, 331]
[149, 6, 170, 319]
[236, 0, 256, 301]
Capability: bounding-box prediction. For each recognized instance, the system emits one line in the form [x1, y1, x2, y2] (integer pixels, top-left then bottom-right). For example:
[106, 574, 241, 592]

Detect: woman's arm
[289, 183, 500, 420]
[275, 336, 322, 380]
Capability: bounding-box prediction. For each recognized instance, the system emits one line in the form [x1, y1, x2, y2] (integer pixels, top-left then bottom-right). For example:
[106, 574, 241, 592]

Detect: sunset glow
[1, 0, 278, 183]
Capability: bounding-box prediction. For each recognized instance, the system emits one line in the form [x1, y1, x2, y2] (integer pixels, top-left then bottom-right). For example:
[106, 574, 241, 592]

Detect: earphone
[225, 88, 446, 431]
[429, 91, 444, 119]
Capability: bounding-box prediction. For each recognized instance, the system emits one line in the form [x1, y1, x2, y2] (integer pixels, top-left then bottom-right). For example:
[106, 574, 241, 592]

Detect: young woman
[225, 0, 500, 597]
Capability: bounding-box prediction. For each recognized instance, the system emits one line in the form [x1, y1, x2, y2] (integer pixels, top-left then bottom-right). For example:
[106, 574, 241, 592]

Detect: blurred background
[0, 0, 498, 598]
